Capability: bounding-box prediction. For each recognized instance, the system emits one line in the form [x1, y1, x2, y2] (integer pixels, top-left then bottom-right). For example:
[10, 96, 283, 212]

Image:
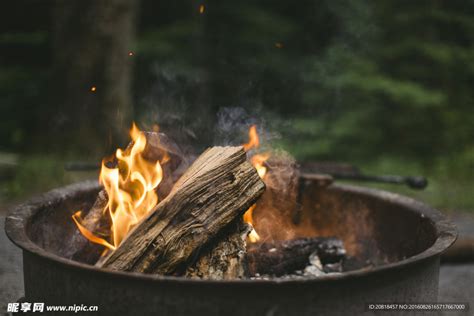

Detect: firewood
[185, 220, 251, 280]
[246, 237, 346, 276]
[99, 146, 265, 274]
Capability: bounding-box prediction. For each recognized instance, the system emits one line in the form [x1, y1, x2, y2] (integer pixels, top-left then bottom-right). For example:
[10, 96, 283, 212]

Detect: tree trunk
[45, 0, 138, 153]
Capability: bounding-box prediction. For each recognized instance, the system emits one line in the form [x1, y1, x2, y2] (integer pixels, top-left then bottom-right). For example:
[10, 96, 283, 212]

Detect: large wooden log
[246, 237, 346, 276]
[185, 220, 251, 279]
[99, 146, 265, 274]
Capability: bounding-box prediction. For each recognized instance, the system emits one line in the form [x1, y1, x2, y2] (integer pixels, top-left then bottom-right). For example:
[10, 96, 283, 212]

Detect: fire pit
[6, 176, 456, 315]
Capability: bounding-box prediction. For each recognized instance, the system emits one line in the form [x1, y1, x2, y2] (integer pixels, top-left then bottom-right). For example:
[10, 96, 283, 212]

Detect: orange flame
[72, 211, 115, 250]
[243, 125, 259, 151]
[73, 123, 164, 252]
[242, 125, 269, 243]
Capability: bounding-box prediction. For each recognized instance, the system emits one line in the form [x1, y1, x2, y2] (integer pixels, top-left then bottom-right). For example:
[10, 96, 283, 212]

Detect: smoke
[252, 153, 300, 243]
[136, 63, 213, 153]
[212, 106, 302, 243]
[213, 106, 282, 148]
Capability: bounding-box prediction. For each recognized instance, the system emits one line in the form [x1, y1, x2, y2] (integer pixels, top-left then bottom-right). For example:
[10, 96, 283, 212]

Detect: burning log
[68, 131, 188, 263]
[185, 220, 251, 280]
[246, 237, 346, 276]
[98, 146, 265, 274]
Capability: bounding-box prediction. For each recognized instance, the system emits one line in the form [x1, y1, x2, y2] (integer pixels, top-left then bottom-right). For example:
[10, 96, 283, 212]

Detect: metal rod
[331, 173, 428, 190]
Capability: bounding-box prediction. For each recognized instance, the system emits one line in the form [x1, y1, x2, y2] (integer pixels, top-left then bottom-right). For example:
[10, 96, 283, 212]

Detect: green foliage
[287, 0, 474, 170]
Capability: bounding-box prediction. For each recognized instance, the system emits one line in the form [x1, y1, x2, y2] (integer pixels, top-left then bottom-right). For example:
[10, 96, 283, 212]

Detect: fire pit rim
[5, 179, 457, 285]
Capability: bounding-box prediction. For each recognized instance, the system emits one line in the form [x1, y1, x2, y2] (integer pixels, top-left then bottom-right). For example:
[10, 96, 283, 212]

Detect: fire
[243, 125, 269, 243]
[250, 153, 270, 179]
[243, 125, 260, 151]
[72, 123, 164, 252]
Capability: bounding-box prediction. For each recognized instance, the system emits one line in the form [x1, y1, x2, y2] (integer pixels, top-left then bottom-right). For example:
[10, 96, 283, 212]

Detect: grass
[0, 154, 97, 206]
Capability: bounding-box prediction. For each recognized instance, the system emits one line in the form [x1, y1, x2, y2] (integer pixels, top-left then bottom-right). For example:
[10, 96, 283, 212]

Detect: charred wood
[185, 220, 251, 280]
[246, 237, 345, 276]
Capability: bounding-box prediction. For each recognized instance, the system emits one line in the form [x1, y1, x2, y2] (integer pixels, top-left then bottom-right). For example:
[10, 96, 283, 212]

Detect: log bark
[246, 237, 345, 276]
[185, 220, 251, 279]
[99, 146, 265, 274]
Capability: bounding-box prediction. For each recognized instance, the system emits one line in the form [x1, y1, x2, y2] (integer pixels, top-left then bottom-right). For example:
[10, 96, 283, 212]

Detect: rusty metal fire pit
[5, 176, 456, 316]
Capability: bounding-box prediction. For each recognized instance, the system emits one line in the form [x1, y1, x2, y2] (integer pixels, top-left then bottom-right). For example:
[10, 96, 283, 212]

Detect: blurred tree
[0, 0, 51, 152]
[42, 0, 138, 154]
[292, 0, 474, 167]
